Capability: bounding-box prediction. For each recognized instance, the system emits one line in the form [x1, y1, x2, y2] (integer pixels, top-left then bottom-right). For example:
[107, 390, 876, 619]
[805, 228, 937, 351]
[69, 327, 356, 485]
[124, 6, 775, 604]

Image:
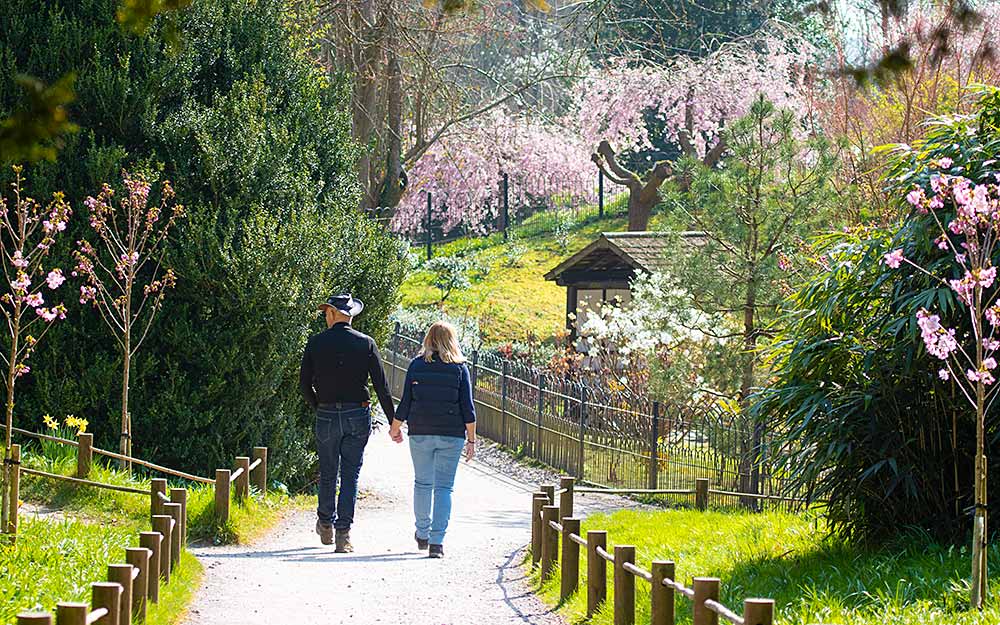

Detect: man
[299, 293, 398, 552]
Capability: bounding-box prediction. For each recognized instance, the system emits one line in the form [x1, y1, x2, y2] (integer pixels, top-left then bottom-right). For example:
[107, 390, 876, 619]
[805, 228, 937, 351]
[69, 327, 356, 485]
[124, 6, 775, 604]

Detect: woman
[389, 321, 476, 559]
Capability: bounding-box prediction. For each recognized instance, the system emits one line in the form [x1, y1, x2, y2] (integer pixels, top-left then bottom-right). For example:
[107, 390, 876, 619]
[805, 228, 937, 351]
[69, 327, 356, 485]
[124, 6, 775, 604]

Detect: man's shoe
[316, 520, 333, 546]
[428, 544, 444, 559]
[415, 532, 429, 551]
[335, 528, 354, 553]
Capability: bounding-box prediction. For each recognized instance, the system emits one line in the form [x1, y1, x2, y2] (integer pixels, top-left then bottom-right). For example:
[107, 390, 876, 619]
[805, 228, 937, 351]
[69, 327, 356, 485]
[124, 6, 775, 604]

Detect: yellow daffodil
[42, 414, 58, 430]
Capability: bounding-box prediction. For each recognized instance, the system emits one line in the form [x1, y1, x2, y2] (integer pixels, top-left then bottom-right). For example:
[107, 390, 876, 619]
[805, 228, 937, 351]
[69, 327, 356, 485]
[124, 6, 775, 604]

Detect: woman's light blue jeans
[409, 435, 465, 545]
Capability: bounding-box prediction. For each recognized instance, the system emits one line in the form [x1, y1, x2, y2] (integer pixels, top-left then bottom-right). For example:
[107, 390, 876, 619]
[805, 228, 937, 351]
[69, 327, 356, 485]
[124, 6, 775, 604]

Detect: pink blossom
[45, 269, 65, 290]
[14, 364, 30, 378]
[985, 357, 997, 370]
[935, 236, 949, 250]
[968, 369, 981, 382]
[79, 285, 96, 304]
[883, 249, 904, 269]
[984, 338, 999, 350]
[939, 368, 950, 380]
[987, 305, 1000, 327]
[906, 188, 925, 206]
[36, 307, 58, 322]
[11, 273, 30, 293]
[24, 293, 43, 308]
[936, 157, 954, 169]
[978, 266, 997, 289]
[918, 308, 959, 360]
[11, 251, 28, 269]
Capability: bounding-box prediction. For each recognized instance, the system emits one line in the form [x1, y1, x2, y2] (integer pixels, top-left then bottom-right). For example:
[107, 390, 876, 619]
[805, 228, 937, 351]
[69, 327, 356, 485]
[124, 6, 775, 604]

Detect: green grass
[19, 450, 306, 545]
[2, 446, 310, 624]
[402, 200, 646, 343]
[534, 508, 1000, 625]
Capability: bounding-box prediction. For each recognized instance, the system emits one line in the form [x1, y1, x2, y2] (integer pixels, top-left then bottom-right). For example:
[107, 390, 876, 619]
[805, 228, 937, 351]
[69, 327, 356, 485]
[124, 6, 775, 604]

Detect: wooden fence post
[540, 505, 559, 581]
[235, 457, 250, 502]
[149, 479, 167, 519]
[163, 503, 183, 567]
[743, 599, 774, 625]
[531, 493, 546, 567]
[125, 548, 150, 622]
[16, 614, 51, 624]
[77, 433, 93, 478]
[215, 469, 231, 525]
[107, 565, 133, 625]
[649, 402, 660, 490]
[8, 443, 20, 538]
[536, 375, 545, 457]
[587, 530, 607, 617]
[170, 488, 187, 548]
[138, 533, 162, 603]
[500, 360, 509, 447]
[470, 350, 479, 391]
[696, 478, 709, 511]
[91, 582, 122, 625]
[614, 545, 636, 625]
[559, 476, 575, 520]
[651, 560, 675, 625]
[252, 447, 268, 495]
[56, 602, 88, 625]
[693, 577, 720, 625]
[577, 385, 587, 479]
[541, 484, 555, 505]
[560, 517, 581, 601]
[150, 516, 173, 583]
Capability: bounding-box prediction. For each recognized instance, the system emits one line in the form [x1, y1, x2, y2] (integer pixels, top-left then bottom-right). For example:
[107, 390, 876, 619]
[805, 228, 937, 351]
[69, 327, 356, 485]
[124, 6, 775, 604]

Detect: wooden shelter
[544, 231, 704, 338]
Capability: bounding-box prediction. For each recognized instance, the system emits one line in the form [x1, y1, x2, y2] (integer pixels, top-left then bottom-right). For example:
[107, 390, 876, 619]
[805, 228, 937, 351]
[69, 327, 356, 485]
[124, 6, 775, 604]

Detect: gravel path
[183, 433, 627, 625]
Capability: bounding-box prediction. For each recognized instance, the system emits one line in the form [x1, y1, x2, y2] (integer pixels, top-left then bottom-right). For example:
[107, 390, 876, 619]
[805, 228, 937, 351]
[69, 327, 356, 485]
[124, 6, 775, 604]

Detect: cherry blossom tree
[579, 25, 818, 230]
[0, 165, 71, 537]
[74, 172, 183, 462]
[391, 109, 596, 236]
[883, 157, 1000, 608]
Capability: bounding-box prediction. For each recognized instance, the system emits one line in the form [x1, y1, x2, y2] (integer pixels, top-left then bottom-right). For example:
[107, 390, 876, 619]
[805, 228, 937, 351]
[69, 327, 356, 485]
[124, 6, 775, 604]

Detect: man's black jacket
[299, 322, 396, 421]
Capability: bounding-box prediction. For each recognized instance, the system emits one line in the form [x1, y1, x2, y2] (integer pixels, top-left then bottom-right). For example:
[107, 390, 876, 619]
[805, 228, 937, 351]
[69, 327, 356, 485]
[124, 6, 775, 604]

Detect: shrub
[0, 0, 406, 488]
[755, 90, 1000, 541]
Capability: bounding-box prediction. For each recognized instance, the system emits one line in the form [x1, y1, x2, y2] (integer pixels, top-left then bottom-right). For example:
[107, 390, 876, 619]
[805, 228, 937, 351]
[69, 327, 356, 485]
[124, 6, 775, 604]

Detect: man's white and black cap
[319, 293, 365, 317]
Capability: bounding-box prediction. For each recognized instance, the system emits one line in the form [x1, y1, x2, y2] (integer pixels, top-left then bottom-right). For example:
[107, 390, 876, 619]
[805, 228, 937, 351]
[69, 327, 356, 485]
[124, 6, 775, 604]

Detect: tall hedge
[0, 0, 408, 487]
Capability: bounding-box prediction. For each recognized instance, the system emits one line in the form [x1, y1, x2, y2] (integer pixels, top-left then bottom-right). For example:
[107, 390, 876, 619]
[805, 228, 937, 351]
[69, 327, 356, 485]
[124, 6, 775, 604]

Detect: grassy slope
[535, 509, 1000, 625]
[401, 202, 644, 343]
[2, 447, 307, 624]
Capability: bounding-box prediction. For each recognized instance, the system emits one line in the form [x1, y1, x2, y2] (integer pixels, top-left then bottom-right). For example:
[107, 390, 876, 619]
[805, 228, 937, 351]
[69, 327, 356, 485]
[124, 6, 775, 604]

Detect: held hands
[389, 419, 404, 444]
[464, 440, 476, 462]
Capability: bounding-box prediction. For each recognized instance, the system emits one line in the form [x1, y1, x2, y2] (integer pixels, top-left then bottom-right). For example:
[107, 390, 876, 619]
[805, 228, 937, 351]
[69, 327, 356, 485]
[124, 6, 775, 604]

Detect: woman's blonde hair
[422, 321, 466, 364]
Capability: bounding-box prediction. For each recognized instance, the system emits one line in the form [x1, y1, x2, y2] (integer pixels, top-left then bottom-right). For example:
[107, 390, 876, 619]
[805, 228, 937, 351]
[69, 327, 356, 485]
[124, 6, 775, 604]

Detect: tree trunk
[1, 311, 21, 536]
[351, 0, 380, 211]
[739, 276, 760, 505]
[378, 5, 404, 212]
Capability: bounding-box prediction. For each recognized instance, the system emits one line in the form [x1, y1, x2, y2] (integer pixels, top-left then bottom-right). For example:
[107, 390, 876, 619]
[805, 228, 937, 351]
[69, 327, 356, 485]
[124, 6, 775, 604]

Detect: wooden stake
[149, 479, 167, 519]
[107, 565, 133, 625]
[163, 503, 183, 567]
[170, 488, 187, 548]
[16, 614, 51, 625]
[91, 582, 122, 625]
[8, 444, 19, 538]
[540, 505, 559, 581]
[695, 478, 709, 511]
[613, 545, 636, 625]
[252, 447, 267, 495]
[531, 493, 546, 567]
[77, 433, 93, 479]
[138, 533, 162, 603]
[151, 516, 173, 583]
[125, 548, 150, 622]
[215, 469, 231, 525]
[560, 518, 581, 601]
[693, 577, 720, 625]
[742, 598, 774, 625]
[651, 560, 675, 625]
[559, 476, 575, 520]
[55, 602, 88, 625]
[587, 530, 608, 617]
[235, 457, 250, 502]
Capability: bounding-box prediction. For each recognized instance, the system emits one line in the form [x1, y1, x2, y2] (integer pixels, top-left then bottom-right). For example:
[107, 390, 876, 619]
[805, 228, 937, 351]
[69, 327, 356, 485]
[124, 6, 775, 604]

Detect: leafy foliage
[756, 93, 1000, 540]
[0, 0, 406, 487]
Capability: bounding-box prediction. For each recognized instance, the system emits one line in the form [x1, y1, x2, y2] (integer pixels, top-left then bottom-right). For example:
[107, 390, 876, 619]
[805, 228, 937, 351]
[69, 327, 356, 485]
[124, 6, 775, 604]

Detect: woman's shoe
[415, 533, 429, 551]
[428, 544, 444, 559]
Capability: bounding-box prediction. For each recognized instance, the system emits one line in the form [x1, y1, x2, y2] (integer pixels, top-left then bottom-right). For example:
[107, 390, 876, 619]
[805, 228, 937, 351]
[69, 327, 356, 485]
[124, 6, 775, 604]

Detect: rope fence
[529, 476, 792, 625]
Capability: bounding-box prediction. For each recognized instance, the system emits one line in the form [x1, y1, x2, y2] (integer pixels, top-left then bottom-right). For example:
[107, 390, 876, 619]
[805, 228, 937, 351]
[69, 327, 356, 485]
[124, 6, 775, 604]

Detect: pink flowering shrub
[74, 171, 184, 459]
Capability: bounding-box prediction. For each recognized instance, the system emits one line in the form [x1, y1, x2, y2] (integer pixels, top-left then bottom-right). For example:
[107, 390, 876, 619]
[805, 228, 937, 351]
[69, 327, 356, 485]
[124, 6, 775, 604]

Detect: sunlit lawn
[534, 508, 1000, 625]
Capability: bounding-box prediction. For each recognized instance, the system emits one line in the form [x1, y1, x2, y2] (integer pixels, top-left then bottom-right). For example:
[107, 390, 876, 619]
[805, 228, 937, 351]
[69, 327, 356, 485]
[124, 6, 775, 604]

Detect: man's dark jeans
[315, 406, 371, 529]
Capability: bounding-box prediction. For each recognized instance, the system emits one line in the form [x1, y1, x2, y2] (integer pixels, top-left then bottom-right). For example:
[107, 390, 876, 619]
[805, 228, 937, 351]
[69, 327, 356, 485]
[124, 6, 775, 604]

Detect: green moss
[532, 508, 1000, 625]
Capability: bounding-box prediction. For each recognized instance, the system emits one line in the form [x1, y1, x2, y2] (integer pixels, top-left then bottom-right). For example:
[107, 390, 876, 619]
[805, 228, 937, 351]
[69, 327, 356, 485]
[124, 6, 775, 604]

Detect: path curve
[183, 433, 618, 625]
